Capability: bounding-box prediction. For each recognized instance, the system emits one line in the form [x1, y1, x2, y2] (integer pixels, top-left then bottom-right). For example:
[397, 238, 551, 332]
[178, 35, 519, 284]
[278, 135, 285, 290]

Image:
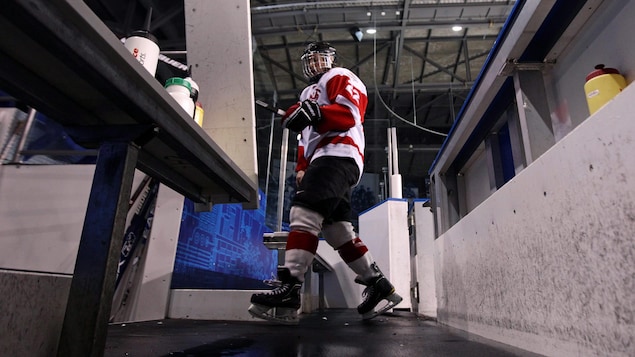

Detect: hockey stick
[255, 100, 286, 116]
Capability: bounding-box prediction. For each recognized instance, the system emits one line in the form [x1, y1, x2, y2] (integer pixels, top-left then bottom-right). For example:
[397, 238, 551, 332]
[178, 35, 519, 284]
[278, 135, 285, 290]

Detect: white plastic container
[165, 78, 195, 118]
[124, 31, 160, 76]
[183, 76, 199, 103]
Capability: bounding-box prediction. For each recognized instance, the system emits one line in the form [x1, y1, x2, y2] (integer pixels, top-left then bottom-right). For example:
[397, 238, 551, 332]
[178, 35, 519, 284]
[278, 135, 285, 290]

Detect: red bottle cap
[586, 64, 621, 81]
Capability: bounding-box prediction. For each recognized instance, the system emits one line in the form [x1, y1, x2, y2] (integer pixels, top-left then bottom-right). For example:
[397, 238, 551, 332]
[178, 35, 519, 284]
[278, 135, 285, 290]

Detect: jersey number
[346, 84, 360, 104]
[309, 88, 320, 101]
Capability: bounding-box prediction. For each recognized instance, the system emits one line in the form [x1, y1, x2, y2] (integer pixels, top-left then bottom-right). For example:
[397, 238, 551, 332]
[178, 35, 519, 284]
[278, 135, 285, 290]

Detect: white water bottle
[124, 32, 159, 75]
[183, 76, 199, 103]
[165, 78, 195, 118]
[123, 8, 159, 76]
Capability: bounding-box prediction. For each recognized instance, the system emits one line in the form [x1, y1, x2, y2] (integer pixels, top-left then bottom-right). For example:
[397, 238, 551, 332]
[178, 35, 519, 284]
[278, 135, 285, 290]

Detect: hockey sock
[336, 238, 381, 282]
[284, 230, 319, 281]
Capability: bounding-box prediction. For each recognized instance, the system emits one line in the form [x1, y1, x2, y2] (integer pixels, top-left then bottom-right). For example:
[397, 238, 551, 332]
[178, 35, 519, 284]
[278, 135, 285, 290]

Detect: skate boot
[248, 267, 302, 325]
[356, 274, 403, 320]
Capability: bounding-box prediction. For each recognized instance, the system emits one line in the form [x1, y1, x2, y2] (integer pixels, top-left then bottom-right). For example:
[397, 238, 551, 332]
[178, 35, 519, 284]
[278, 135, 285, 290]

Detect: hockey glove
[282, 100, 321, 132]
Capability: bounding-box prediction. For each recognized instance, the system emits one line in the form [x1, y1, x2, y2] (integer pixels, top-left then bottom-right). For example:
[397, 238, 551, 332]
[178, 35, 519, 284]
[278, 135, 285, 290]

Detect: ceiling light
[349, 27, 363, 42]
[452, 25, 463, 32]
[366, 28, 377, 34]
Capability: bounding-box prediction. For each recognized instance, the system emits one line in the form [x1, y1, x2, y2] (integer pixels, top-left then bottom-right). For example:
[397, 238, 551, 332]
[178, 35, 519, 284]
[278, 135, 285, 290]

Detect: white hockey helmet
[301, 41, 337, 83]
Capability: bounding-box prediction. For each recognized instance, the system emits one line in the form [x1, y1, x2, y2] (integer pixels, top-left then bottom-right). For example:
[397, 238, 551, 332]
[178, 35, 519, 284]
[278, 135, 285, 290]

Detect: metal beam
[251, 19, 509, 38]
[58, 141, 138, 357]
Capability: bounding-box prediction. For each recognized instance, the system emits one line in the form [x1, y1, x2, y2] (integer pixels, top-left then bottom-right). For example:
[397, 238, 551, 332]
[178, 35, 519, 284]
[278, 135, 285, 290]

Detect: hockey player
[248, 41, 402, 325]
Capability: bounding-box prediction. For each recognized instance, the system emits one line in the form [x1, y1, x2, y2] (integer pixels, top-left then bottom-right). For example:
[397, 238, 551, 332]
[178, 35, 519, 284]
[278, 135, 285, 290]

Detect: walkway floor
[104, 309, 541, 357]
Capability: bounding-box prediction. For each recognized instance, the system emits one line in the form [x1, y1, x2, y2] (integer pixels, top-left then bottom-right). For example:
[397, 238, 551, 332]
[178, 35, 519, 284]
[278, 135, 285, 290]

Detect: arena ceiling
[84, 0, 516, 197]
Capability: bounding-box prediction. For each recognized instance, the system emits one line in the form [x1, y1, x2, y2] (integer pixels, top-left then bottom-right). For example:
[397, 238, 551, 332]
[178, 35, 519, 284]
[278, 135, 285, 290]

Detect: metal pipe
[13, 107, 37, 163]
[265, 93, 278, 203]
[391, 127, 399, 175]
[386, 127, 393, 194]
[276, 128, 290, 231]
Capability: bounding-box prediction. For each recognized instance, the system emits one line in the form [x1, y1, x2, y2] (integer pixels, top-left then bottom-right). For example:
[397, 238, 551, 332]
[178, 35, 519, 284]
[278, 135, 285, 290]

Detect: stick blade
[255, 100, 285, 116]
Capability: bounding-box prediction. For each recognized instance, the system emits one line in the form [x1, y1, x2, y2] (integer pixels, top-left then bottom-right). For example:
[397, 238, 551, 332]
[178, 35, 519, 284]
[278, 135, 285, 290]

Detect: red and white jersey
[296, 67, 368, 184]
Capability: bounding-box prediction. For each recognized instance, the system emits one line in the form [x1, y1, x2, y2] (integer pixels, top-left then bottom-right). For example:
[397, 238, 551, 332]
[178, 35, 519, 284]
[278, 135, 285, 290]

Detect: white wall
[168, 289, 260, 321]
[462, 144, 491, 212]
[0, 165, 93, 273]
[359, 199, 412, 310]
[413, 201, 437, 317]
[0, 165, 185, 355]
[434, 79, 635, 356]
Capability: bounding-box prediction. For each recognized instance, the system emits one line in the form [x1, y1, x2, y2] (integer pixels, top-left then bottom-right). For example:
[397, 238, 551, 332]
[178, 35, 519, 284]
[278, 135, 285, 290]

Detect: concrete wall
[433, 2, 635, 355]
[184, 0, 259, 207]
[0, 270, 71, 356]
[434, 79, 635, 356]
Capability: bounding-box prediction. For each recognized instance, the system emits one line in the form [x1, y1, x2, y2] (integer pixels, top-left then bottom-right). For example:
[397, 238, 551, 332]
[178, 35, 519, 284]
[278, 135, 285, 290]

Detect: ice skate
[248, 267, 302, 325]
[356, 274, 403, 320]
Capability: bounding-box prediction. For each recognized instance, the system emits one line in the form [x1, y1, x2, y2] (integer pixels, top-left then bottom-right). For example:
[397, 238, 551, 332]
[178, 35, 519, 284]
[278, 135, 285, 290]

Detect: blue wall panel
[171, 191, 277, 290]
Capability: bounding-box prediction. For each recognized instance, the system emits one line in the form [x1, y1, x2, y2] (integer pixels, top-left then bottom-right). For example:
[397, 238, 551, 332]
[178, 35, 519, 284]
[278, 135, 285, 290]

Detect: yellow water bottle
[194, 101, 204, 127]
[584, 64, 626, 115]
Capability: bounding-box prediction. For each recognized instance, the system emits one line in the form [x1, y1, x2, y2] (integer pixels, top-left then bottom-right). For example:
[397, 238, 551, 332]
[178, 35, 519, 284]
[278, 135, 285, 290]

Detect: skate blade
[248, 303, 299, 325]
[361, 293, 403, 320]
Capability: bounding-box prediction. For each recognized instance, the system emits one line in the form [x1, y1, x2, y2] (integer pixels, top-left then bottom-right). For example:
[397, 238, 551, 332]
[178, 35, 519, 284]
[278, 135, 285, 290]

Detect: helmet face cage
[301, 42, 336, 82]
